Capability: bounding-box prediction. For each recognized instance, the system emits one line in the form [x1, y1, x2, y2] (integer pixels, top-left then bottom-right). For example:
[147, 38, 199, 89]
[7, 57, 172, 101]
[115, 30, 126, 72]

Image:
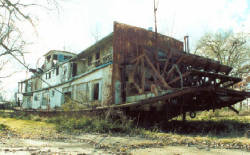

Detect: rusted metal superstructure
[17, 22, 249, 120]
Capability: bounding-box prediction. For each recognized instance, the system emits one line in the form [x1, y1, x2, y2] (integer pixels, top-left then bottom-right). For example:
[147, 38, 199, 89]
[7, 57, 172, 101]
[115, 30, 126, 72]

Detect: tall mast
[154, 0, 159, 71]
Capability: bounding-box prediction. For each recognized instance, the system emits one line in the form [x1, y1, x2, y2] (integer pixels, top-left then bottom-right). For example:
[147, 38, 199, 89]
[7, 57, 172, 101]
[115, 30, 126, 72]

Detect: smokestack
[184, 36, 190, 53]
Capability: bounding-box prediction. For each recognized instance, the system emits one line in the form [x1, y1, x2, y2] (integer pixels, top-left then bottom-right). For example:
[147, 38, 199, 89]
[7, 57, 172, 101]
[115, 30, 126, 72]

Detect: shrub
[0, 124, 8, 131]
[52, 114, 135, 134]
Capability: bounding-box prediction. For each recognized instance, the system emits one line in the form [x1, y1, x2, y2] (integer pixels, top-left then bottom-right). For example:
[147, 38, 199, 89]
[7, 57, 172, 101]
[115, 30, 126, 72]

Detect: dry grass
[0, 116, 59, 139]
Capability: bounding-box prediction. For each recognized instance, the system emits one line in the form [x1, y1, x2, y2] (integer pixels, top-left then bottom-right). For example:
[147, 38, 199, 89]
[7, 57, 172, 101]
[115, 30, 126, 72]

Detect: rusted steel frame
[216, 87, 250, 98]
[108, 87, 214, 109]
[168, 72, 191, 85]
[18, 87, 215, 113]
[223, 82, 235, 88]
[204, 59, 211, 71]
[190, 69, 241, 83]
[213, 98, 244, 110]
[143, 49, 172, 89]
[176, 96, 243, 115]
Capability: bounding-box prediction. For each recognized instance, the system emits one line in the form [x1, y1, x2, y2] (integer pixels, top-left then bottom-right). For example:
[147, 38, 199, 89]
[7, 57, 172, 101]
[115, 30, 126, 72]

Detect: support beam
[130, 54, 145, 63]
[228, 105, 239, 114]
[168, 72, 191, 85]
[140, 57, 145, 93]
[144, 52, 172, 89]
[182, 112, 186, 121]
[163, 51, 173, 74]
[165, 56, 184, 81]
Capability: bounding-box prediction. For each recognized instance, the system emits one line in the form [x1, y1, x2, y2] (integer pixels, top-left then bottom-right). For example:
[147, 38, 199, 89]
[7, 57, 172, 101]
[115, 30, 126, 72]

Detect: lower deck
[18, 86, 249, 120]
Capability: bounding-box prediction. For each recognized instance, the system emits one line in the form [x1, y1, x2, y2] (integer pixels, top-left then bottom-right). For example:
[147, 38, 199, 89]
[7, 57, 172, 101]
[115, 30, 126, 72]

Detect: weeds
[0, 123, 8, 131]
[50, 115, 135, 134]
[0, 109, 249, 138]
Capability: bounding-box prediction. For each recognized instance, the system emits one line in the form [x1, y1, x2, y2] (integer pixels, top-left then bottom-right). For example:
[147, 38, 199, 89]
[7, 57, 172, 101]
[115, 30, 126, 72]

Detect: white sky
[1, 0, 250, 100]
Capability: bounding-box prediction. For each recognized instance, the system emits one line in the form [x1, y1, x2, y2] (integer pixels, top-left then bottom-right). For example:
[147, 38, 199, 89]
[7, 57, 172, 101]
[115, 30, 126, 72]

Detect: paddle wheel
[111, 22, 249, 120]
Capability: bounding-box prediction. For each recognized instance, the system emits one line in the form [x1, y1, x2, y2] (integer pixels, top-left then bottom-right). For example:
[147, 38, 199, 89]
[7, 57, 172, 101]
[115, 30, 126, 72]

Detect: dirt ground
[0, 113, 249, 154]
[1, 134, 250, 155]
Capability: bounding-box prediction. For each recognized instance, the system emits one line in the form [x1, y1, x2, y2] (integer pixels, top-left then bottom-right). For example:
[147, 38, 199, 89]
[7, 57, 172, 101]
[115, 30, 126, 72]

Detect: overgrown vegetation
[0, 109, 249, 151]
[0, 110, 136, 134]
[0, 123, 8, 131]
[46, 115, 134, 134]
[0, 109, 249, 139]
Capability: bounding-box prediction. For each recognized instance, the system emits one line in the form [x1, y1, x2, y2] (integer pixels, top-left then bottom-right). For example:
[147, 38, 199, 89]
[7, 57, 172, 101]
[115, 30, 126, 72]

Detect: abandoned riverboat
[16, 22, 250, 120]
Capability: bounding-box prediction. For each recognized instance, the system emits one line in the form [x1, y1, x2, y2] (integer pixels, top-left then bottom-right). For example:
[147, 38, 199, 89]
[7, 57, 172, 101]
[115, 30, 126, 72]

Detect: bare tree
[0, 0, 59, 78]
[195, 31, 250, 77]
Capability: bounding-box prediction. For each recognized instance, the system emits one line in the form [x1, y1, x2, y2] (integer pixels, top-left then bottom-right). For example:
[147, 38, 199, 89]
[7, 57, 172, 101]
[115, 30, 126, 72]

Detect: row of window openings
[45, 51, 101, 79]
[34, 83, 99, 102]
[45, 67, 59, 79]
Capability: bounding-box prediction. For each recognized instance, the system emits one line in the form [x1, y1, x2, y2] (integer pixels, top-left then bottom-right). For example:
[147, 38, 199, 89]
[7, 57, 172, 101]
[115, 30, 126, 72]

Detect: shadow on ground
[145, 120, 249, 138]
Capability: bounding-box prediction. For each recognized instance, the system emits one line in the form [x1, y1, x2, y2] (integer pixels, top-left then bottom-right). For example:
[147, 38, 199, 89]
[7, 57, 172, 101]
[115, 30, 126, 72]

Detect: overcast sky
[1, 0, 250, 99]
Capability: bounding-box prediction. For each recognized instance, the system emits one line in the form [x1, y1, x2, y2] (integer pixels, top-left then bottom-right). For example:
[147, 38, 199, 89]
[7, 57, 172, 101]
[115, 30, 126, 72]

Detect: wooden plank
[168, 72, 191, 85]
[165, 65, 176, 80]
[146, 46, 233, 74]
[165, 56, 184, 81]
[133, 82, 143, 94]
[144, 52, 172, 89]
[130, 54, 145, 63]
[176, 55, 185, 65]
[163, 51, 173, 74]
[141, 57, 145, 93]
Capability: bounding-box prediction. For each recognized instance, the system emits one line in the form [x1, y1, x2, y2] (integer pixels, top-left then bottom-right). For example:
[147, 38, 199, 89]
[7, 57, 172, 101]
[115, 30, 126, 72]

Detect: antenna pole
[154, 0, 157, 35]
[154, 0, 159, 71]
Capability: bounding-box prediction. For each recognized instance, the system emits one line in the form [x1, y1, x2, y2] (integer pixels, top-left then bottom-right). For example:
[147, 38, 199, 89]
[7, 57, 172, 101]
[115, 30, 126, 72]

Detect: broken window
[46, 55, 51, 62]
[64, 67, 67, 75]
[34, 95, 38, 101]
[53, 54, 58, 60]
[51, 90, 55, 96]
[48, 72, 51, 79]
[88, 56, 92, 66]
[56, 67, 59, 75]
[72, 63, 77, 77]
[96, 51, 100, 60]
[93, 83, 99, 100]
